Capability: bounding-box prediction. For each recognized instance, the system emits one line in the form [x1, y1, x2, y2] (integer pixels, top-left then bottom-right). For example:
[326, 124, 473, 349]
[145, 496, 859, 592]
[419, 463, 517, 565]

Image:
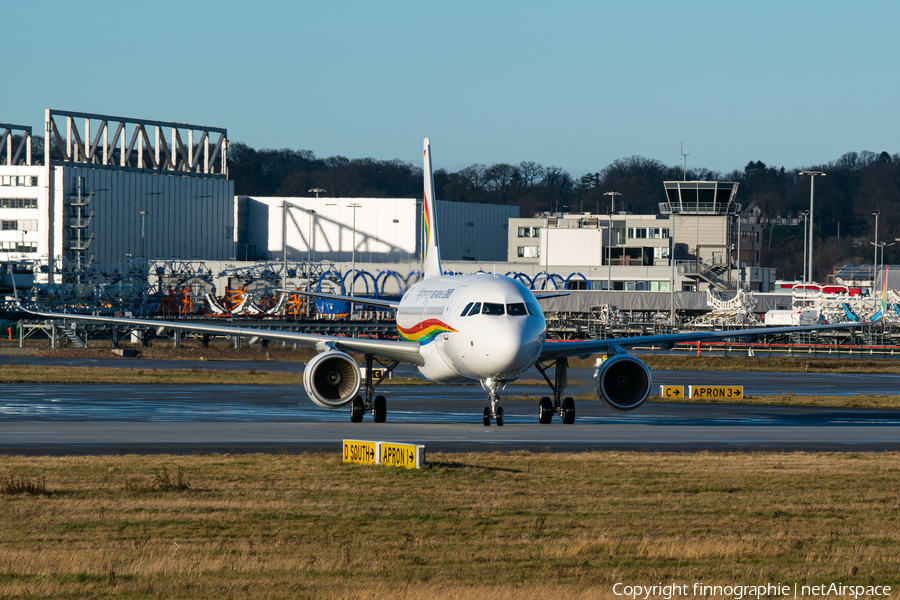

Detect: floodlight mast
[604, 191, 621, 290]
[799, 171, 825, 283]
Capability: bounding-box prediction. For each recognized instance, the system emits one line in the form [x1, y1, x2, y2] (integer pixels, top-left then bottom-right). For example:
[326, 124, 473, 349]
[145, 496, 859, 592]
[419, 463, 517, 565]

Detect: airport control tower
[659, 181, 749, 290]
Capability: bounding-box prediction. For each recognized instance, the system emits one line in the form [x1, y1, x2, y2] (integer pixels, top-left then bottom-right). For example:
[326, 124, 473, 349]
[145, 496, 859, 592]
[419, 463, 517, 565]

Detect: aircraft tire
[483, 407, 491, 427]
[350, 396, 364, 423]
[496, 407, 504, 427]
[373, 395, 387, 423]
[538, 397, 553, 424]
[562, 397, 575, 425]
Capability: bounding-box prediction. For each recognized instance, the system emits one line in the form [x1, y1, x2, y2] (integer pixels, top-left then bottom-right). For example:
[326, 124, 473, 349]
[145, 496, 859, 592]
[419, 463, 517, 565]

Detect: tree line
[229, 142, 900, 281]
[15, 134, 900, 281]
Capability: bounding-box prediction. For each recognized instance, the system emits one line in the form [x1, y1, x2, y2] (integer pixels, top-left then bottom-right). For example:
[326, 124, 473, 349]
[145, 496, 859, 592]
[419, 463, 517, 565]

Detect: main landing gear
[534, 358, 575, 425]
[350, 355, 399, 423]
[480, 377, 506, 426]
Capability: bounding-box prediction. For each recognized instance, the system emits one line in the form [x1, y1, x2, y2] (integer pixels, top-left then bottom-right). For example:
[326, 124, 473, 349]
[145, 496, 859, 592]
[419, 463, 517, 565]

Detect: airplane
[17, 139, 883, 426]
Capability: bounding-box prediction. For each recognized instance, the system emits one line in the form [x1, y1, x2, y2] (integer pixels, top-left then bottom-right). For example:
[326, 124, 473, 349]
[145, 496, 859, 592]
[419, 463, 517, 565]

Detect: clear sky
[5, 1, 899, 176]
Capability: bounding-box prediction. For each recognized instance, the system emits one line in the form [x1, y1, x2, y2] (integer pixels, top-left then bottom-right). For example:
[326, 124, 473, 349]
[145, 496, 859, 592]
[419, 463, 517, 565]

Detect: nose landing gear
[480, 377, 506, 426]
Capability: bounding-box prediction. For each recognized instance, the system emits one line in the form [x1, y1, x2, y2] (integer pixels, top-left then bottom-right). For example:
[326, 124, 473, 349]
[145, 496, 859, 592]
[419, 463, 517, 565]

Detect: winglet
[422, 138, 442, 279]
[870, 264, 888, 324]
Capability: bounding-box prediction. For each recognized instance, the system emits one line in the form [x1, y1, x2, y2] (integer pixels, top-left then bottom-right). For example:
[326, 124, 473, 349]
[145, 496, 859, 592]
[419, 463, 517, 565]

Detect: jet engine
[303, 351, 361, 408]
[593, 354, 651, 412]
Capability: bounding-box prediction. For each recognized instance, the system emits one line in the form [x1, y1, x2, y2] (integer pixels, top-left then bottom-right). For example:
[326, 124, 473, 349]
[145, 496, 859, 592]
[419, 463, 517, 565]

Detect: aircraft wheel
[496, 407, 504, 427]
[483, 407, 491, 427]
[350, 396, 364, 423]
[373, 395, 387, 423]
[538, 397, 553, 424]
[562, 397, 575, 425]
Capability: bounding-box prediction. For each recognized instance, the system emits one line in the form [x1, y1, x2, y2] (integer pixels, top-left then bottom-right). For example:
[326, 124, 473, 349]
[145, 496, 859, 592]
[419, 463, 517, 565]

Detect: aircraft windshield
[481, 302, 505, 316]
[506, 303, 527, 316]
[462, 302, 481, 316]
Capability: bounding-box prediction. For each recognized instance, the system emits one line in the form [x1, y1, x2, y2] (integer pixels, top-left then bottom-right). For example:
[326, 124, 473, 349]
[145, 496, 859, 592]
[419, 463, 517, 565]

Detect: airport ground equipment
[685, 289, 759, 328]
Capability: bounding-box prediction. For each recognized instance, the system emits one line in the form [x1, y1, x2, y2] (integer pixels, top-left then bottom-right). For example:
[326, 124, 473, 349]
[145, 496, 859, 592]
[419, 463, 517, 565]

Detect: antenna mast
[680, 143, 690, 181]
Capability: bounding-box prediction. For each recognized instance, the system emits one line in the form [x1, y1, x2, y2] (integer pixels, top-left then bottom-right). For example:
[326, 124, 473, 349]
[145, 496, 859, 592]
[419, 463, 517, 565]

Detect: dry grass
[1, 475, 47, 496]
[636, 355, 900, 374]
[1, 452, 899, 598]
[0, 364, 301, 385]
[648, 393, 900, 409]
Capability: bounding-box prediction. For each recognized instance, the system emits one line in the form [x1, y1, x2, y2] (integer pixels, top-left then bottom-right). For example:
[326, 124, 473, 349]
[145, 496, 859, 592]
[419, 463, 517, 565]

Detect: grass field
[1, 452, 899, 599]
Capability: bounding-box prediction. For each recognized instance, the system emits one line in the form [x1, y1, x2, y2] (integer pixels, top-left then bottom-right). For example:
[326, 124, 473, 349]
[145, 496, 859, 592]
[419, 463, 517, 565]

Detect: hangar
[0, 110, 234, 281]
[235, 195, 517, 264]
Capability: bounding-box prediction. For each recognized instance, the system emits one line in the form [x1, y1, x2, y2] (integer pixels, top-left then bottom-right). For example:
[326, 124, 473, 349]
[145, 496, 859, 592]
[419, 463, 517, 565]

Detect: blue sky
[5, 1, 899, 176]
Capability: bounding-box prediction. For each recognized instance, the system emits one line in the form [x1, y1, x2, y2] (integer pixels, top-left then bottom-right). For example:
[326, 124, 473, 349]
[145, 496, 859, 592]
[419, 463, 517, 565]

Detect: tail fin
[423, 138, 442, 278]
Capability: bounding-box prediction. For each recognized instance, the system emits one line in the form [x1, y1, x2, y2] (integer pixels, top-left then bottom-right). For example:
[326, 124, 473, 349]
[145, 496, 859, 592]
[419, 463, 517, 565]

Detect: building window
[0, 241, 37, 252]
[517, 245, 540, 258]
[1, 220, 17, 230]
[532, 227, 541, 237]
[0, 176, 37, 187]
[517, 227, 531, 238]
[653, 247, 670, 259]
[0, 198, 37, 208]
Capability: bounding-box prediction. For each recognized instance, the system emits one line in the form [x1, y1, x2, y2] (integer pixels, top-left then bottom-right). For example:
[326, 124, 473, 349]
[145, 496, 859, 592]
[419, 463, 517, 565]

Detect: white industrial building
[507, 181, 770, 292]
[1, 111, 234, 281]
[235, 196, 517, 264]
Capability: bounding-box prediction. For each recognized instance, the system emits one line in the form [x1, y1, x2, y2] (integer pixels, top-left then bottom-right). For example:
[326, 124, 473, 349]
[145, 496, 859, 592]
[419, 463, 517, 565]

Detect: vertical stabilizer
[423, 138, 443, 278]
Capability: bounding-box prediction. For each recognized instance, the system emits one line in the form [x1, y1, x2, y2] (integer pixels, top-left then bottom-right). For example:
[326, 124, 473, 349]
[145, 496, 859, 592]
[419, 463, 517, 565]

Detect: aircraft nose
[483, 319, 543, 374]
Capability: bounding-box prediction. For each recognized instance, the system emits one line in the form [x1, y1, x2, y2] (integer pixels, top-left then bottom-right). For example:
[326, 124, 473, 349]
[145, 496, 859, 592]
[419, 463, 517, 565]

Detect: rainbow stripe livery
[398, 319, 458, 344]
[422, 138, 442, 279]
[423, 191, 432, 255]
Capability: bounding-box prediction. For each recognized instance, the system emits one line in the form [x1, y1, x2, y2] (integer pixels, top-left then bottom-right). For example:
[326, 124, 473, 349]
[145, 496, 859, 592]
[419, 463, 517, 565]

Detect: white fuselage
[395, 274, 546, 383]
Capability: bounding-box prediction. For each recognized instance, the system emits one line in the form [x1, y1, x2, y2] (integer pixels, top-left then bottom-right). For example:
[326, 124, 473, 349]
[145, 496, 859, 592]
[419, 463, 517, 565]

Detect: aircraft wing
[19, 307, 423, 366]
[534, 291, 570, 300]
[277, 289, 400, 310]
[537, 319, 877, 362]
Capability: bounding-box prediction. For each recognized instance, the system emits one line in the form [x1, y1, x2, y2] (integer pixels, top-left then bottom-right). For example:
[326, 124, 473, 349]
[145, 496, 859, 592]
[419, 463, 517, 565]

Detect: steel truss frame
[45, 110, 227, 177]
[0, 123, 32, 166]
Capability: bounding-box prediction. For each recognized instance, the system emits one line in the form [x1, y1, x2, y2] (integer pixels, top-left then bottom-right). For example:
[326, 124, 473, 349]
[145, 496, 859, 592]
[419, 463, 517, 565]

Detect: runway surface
[1, 373, 899, 453]
[3, 353, 899, 395]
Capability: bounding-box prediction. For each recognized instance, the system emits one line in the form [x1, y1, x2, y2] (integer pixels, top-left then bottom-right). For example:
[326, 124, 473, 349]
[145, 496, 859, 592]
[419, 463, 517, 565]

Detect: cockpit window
[481, 302, 505, 316]
[526, 302, 542, 317]
[465, 302, 481, 316]
[506, 303, 527, 316]
[460, 302, 474, 316]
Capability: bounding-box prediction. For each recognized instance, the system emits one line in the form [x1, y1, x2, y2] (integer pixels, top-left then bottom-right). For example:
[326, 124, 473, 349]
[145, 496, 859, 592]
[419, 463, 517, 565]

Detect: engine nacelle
[303, 351, 361, 408]
[593, 354, 651, 412]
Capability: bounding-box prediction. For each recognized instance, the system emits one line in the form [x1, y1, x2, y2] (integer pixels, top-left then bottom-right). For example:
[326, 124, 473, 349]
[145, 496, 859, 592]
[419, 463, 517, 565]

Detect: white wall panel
[237, 196, 516, 264]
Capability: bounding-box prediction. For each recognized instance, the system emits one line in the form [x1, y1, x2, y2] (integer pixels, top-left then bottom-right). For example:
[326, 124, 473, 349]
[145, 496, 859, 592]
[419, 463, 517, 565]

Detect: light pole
[670, 213, 676, 325]
[139, 210, 147, 259]
[306, 209, 316, 268]
[308, 187, 326, 198]
[346, 203, 361, 300]
[872, 210, 880, 293]
[799, 171, 825, 283]
[800, 210, 809, 284]
[870, 240, 894, 304]
[604, 191, 621, 290]
[280, 201, 292, 290]
[735, 211, 742, 289]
